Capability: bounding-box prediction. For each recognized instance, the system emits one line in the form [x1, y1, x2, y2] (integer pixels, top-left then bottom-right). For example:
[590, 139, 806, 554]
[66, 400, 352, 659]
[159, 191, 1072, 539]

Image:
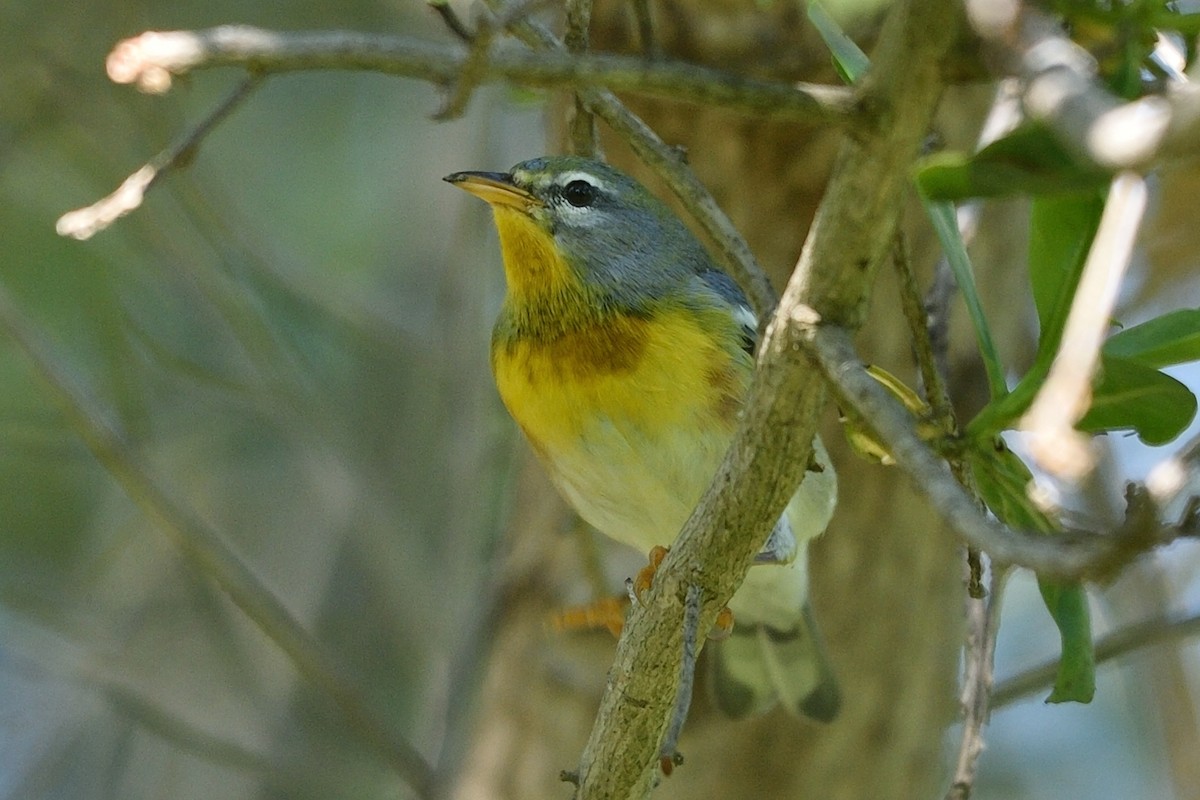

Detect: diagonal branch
[805, 322, 1193, 576]
[56, 75, 261, 240]
[573, 0, 960, 795]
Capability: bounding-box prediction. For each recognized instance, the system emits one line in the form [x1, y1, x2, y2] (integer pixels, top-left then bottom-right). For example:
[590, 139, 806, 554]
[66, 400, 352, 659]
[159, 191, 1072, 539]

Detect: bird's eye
[561, 179, 598, 208]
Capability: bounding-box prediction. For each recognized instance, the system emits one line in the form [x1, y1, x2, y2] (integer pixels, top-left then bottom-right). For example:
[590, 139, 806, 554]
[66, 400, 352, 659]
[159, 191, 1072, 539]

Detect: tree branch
[945, 564, 1009, 800]
[104, 27, 858, 126]
[56, 75, 261, 240]
[804, 323, 1194, 578]
[992, 607, 1200, 708]
[564, 0, 599, 156]
[573, 0, 960, 795]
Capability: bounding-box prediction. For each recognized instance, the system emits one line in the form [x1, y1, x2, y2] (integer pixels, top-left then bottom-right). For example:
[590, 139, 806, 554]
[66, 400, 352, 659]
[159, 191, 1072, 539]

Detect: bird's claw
[627, 545, 735, 640]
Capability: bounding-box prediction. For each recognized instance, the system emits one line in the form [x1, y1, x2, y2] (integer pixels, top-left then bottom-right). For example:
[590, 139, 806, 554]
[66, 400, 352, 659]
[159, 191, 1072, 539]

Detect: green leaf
[925, 200, 1007, 400]
[970, 443, 1055, 534]
[969, 443, 1095, 703]
[965, 192, 1105, 438]
[1078, 355, 1197, 445]
[807, 0, 870, 83]
[1028, 193, 1105, 336]
[1038, 578, 1097, 703]
[914, 124, 1110, 201]
[1151, 11, 1200, 36]
[1103, 309, 1200, 368]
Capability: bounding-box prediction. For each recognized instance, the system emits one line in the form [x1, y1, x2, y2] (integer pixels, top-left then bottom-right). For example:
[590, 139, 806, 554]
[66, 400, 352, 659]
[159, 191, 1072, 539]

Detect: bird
[445, 155, 839, 720]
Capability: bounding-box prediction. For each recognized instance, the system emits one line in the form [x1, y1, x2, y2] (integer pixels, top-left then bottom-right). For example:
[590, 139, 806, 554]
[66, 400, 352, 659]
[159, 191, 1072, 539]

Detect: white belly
[546, 421, 730, 553]
[545, 418, 838, 630]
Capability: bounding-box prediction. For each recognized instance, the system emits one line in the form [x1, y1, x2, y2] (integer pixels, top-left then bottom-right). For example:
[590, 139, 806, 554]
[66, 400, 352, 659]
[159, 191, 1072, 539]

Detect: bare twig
[103, 27, 858, 127]
[85, 26, 855, 275]
[433, 0, 553, 120]
[564, 0, 599, 156]
[56, 75, 261, 240]
[0, 281, 435, 799]
[924, 78, 1022, 389]
[802, 323, 1190, 579]
[891, 230, 954, 430]
[101, 681, 279, 778]
[432, 11, 499, 120]
[945, 564, 1009, 800]
[629, 0, 662, 60]
[1020, 171, 1148, 479]
[924, 253, 957, 384]
[993, 607, 1200, 708]
[427, 0, 473, 43]
[1146, 429, 1200, 524]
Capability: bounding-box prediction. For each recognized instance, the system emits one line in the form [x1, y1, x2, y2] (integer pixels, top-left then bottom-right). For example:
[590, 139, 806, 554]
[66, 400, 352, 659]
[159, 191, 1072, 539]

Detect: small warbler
[445, 156, 839, 720]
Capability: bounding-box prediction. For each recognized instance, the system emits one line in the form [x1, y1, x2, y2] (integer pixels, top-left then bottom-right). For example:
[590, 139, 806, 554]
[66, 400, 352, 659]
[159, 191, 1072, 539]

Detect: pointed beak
[444, 171, 541, 211]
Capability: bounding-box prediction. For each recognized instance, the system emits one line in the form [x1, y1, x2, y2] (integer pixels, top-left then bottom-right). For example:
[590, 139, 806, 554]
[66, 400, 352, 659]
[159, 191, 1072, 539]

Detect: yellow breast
[491, 307, 746, 457]
[483, 200, 754, 548]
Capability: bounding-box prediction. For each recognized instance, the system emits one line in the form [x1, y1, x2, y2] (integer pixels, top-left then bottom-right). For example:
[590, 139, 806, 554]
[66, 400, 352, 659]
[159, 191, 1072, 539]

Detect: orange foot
[629, 545, 735, 641]
[631, 545, 670, 602]
[710, 606, 735, 641]
[549, 595, 628, 637]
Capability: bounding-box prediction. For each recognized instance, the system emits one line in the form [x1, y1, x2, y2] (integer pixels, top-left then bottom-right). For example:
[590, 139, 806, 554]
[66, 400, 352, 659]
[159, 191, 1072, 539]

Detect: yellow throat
[487, 206, 744, 459]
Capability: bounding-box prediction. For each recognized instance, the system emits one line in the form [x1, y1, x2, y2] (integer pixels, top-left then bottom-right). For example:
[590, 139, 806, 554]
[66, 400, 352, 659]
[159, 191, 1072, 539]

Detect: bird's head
[445, 156, 713, 310]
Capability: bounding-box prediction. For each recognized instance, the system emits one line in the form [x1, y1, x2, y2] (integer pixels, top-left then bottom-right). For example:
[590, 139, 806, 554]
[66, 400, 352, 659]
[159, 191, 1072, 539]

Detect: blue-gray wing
[698, 269, 757, 356]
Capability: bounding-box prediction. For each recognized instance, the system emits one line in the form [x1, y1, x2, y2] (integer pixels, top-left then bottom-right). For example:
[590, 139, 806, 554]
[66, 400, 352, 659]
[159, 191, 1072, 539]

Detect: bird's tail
[707, 602, 840, 721]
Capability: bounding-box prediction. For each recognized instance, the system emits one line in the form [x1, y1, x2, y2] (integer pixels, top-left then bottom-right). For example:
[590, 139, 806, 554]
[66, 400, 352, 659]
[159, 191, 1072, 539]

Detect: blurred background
[1, 1, 1199, 799]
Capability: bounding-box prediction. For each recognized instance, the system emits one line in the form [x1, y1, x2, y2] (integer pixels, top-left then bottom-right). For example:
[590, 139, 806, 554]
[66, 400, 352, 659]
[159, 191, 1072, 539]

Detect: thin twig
[103, 27, 859, 126]
[1020, 171, 1148, 480]
[427, 0, 473, 43]
[945, 564, 1009, 800]
[0, 281, 435, 798]
[629, 0, 663, 60]
[56, 75, 261, 240]
[892, 230, 989, 598]
[564, 0, 599, 156]
[923, 78, 1022, 391]
[434, 0, 553, 120]
[993, 607, 1200, 708]
[1146, 429, 1200, 522]
[101, 681, 280, 778]
[432, 12, 498, 120]
[802, 322, 1188, 579]
[891, 231, 954, 430]
[925, 254, 956, 385]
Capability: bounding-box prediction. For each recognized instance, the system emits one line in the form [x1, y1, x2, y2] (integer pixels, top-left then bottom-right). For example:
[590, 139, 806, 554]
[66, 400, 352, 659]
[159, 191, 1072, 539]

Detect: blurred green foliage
[0, 2, 546, 798]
